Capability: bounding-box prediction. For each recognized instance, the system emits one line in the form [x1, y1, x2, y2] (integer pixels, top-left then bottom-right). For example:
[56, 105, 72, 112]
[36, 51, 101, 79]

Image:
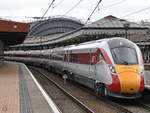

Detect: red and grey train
[5, 37, 145, 98]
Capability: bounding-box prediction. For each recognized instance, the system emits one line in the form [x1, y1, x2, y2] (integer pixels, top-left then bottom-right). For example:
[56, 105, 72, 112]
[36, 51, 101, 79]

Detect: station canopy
[0, 19, 29, 45]
[84, 15, 147, 29]
[13, 15, 149, 47]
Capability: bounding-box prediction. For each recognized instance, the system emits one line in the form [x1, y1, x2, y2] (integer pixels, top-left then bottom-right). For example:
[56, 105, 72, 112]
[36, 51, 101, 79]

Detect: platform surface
[145, 70, 150, 89]
[0, 61, 59, 113]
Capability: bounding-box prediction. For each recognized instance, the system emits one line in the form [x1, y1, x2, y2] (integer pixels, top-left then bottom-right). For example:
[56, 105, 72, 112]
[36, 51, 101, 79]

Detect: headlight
[108, 65, 117, 74]
[140, 66, 144, 75]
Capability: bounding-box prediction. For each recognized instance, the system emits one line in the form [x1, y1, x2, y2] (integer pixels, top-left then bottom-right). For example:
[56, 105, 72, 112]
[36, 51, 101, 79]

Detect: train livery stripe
[139, 75, 144, 92]
[100, 48, 122, 92]
[115, 65, 140, 93]
[107, 74, 121, 92]
[100, 48, 112, 65]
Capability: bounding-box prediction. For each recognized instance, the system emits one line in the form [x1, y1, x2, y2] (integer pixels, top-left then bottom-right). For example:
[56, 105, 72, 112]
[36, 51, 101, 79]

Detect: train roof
[67, 37, 131, 50]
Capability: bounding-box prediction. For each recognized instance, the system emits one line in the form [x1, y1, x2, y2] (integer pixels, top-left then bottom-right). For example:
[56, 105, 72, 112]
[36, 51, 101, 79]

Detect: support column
[0, 40, 4, 54]
[0, 40, 4, 66]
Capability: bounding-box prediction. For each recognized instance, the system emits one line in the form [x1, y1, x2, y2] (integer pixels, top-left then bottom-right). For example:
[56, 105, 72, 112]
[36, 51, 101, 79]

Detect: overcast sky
[0, 0, 150, 22]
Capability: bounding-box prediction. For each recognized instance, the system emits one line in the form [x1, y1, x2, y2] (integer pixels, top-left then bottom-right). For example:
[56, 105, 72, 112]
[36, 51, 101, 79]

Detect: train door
[63, 50, 68, 69]
[89, 49, 96, 78]
[68, 50, 72, 71]
[63, 49, 71, 70]
[89, 50, 92, 77]
[89, 48, 105, 79]
[95, 48, 110, 83]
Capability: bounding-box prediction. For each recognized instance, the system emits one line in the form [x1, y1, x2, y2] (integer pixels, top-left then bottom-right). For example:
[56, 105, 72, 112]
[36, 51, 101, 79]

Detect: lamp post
[124, 23, 130, 39]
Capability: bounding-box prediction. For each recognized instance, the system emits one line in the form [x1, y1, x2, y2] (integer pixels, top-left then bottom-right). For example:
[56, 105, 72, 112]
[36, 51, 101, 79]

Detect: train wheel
[52, 68, 56, 74]
[95, 83, 107, 98]
[49, 66, 53, 72]
[103, 86, 108, 98]
[62, 72, 68, 84]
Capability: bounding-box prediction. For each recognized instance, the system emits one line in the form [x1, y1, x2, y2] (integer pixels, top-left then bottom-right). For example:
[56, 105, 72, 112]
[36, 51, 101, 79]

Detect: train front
[107, 38, 144, 98]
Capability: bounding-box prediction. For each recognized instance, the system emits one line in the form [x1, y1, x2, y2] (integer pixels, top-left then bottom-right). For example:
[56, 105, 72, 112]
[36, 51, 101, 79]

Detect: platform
[145, 70, 150, 89]
[0, 61, 61, 113]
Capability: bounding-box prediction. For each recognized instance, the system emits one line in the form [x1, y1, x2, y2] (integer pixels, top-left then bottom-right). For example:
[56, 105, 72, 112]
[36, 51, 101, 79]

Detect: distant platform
[145, 70, 150, 90]
[0, 20, 29, 45]
[0, 61, 60, 113]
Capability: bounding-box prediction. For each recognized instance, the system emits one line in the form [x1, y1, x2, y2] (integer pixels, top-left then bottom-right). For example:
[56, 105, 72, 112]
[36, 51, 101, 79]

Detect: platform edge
[23, 64, 62, 113]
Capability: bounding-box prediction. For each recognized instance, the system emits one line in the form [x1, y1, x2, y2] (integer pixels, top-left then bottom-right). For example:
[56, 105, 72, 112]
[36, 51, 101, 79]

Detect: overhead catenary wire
[86, 0, 102, 24]
[41, 0, 55, 19]
[92, 0, 126, 19]
[63, 0, 83, 15]
[102, 0, 126, 9]
[120, 6, 150, 18]
[54, 0, 65, 7]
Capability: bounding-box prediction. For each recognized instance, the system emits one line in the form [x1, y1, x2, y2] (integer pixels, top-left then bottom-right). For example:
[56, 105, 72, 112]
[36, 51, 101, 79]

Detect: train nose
[119, 72, 140, 93]
[115, 65, 140, 94]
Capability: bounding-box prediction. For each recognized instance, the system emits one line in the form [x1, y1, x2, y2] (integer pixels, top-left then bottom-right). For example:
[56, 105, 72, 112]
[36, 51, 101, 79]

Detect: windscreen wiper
[117, 55, 129, 65]
[113, 52, 128, 65]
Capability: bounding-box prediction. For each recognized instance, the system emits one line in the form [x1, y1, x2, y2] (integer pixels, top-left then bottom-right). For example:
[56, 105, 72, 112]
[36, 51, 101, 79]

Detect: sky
[0, 0, 150, 23]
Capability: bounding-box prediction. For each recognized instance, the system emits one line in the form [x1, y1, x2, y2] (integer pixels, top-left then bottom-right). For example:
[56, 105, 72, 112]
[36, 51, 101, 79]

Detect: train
[4, 37, 145, 99]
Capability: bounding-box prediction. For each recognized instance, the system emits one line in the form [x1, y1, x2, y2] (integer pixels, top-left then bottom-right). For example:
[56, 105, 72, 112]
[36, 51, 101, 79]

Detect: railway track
[111, 98, 150, 113]
[134, 100, 150, 112]
[69, 81, 150, 113]
[30, 67, 92, 113]
[29, 66, 133, 113]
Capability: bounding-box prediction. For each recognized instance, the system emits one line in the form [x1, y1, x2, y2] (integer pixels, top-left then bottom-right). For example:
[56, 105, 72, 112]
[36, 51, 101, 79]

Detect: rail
[30, 67, 94, 113]
[30, 66, 133, 113]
